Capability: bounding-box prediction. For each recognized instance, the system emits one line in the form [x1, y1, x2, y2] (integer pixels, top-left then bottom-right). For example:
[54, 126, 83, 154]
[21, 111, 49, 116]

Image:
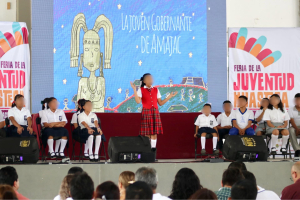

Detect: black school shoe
[213, 149, 219, 155]
[281, 148, 287, 155]
[49, 152, 56, 158]
[271, 147, 276, 155]
[295, 150, 300, 157]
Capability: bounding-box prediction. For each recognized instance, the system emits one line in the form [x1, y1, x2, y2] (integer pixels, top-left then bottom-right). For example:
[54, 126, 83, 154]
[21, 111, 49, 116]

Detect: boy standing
[229, 96, 255, 136]
[194, 103, 219, 155]
[217, 100, 233, 150]
[288, 93, 300, 157]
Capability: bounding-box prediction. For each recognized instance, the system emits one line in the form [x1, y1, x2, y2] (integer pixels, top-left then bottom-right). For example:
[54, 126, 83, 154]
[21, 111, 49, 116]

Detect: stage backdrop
[229, 28, 299, 109]
[0, 22, 30, 118]
[53, 0, 207, 113]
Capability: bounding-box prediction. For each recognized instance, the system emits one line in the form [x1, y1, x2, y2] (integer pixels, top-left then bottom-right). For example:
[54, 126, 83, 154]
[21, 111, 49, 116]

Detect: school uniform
[7, 107, 33, 137]
[229, 108, 255, 135]
[254, 109, 267, 133]
[216, 112, 233, 149]
[71, 111, 81, 140]
[0, 111, 6, 137]
[288, 106, 300, 152]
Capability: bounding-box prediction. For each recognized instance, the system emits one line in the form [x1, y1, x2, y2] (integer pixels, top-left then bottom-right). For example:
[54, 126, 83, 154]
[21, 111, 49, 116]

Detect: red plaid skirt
[140, 107, 163, 135]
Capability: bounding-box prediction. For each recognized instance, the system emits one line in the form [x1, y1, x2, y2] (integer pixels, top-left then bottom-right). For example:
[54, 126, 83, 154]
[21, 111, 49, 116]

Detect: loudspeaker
[0, 137, 39, 164]
[223, 135, 268, 161]
[108, 136, 155, 163]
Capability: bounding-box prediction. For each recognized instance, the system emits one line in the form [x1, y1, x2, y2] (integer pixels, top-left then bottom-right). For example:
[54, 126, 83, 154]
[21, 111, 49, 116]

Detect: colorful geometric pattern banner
[0, 22, 30, 117]
[54, 0, 208, 113]
[228, 27, 300, 109]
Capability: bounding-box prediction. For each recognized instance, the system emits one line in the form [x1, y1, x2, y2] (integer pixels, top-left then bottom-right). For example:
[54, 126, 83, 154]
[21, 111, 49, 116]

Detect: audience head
[95, 181, 120, 200]
[189, 188, 217, 200]
[291, 161, 300, 183]
[59, 174, 73, 200]
[238, 95, 248, 107]
[0, 185, 17, 200]
[135, 167, 157, 191]
[119, 171, 135, 191]
[67, 167, 83, 175]
[11, 94, 24, 108]
[230, 180, 257, 200]
[222, 100, 232, 112]
[241, 171, 257, 186]
[48, 97, 59, 110]
[269, 94, 284, 112]
[140, 73, 152, 87]
[260, 98, 269, 110]
[125, 181, 153, 200]
[202, 103, 212, 115]
[222, 168, 244, 187]
[294, 93, 300, 107]
[169, 168, 203, 199]
[228, 161, 247, 171]
[70, 172, 94, 200]
[0, 166, 19, 190]
[77, 99, 86, 112]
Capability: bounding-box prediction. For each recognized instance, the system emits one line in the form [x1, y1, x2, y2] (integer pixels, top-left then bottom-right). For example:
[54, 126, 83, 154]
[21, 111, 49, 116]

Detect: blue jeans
[229, 127, 255, 135]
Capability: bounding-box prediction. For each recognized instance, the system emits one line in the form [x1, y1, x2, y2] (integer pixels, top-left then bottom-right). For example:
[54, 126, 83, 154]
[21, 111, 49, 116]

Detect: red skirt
[140, 107, 163, 135]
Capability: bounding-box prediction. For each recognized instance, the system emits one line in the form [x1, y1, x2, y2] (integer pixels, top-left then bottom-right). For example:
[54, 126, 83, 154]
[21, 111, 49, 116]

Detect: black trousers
[218, 128, 230, 150]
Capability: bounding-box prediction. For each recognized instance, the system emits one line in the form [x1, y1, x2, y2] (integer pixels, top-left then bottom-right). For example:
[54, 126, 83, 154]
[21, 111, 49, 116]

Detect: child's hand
[170, 91, 178, 97]
[194, 133, 198, 138]
[88, 128, 94, 134]
[130, 81, 136, 90]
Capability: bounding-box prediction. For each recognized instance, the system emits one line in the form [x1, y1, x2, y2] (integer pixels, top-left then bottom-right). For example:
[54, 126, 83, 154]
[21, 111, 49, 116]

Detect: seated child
[254, 98, 269, 136]
[288, 93, 300, 157]
[194, 103, 219, 155]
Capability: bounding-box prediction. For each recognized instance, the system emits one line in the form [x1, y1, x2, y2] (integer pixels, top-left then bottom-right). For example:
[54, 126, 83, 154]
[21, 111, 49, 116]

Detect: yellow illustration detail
[20, 140, 30, 147]
[241, 137, 256, 147]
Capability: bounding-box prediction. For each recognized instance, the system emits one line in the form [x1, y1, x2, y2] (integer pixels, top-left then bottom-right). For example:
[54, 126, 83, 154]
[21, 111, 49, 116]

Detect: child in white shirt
[254, 98, 269, 136]
[288, 93, 300, 157]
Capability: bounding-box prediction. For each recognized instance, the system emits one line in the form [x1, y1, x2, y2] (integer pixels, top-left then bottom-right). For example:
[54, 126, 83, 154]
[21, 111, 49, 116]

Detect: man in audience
[242, 170, 280, 200]
[0, 166, 29, 200]
[67, 166, 83, 175]
[126, 181, 153, 200]
[215, 168, 244, 200]
[229, 179, 257, 200]
[281, 161, 300, 199]
[70, 172, 94, 200]
[288, 93, 300, 157]
[135, 167, 170, 200]
[228, 161, 247, 171]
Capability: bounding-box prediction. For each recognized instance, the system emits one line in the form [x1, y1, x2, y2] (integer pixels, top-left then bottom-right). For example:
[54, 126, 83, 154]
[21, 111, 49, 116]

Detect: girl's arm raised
[130, 81, 141, 104]
[158, 91, 178, 106]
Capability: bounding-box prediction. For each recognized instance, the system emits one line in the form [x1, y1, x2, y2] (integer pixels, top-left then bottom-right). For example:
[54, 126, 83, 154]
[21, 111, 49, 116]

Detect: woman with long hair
[118, 171, 135, 200]
[53, 174, 74, 200]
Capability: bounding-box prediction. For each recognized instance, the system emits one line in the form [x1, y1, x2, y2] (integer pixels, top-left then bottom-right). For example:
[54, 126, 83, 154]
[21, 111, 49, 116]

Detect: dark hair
[70, 172, 94, 200]
[222, 168, 244, 186]
[47, 97, 57, 104]
[239, 95, 248, 102]
[41, 98, 50, 110]
[77, 99, 86, 112]
[260, 98, 269, 110]
[203, 103, 211, 108]
[140, 73, 151, 88]
[189, 188, 218, 200]
[241, 171, 257, 186]
[268, 94, 284, 112]
[223, 100, 232, 105]
[295, 93, 300, 98]
[228, 161, 247, 171]
[0, 185, 17, 200]
[0, 167, 18, 186]
[11, 94, 24, 108]
[231, 179, 257, 200]
[67, 167, 83, 175]
[169, 168, 203, 200]
[125, 181, 153, 200]
[95, 181, 120, 200]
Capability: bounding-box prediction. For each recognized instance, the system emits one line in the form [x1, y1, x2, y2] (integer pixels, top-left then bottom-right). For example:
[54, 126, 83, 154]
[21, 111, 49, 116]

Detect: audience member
[126, 181, 153, 200]
[169, 168, 203, 199]
[67, 167, 83, 175]
[0, 166, 29, 200]
[288, 93, 300, 157]
[53, 174, 74, 200]
[135, 167, 170, 200]
[242, 171, 279, 200]
[228, 161, 247, 171]
[281, 161, 300, 199]
[118, 171, 135, 200]
[94, 181, 120, 200]
[69, 172, 94, 200]
[215, 168, 244, 200]
[230, 179, 257, 200]
[189, 188, 218, 200]
[0, 185, 17, 200]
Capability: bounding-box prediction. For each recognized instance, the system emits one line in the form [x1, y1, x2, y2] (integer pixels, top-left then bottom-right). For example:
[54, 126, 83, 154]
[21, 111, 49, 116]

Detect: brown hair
[189, 188, 218, 200]
[0, 185, 17, 199]
[119, 171, 135, 189]
[59, 174, 74, 200]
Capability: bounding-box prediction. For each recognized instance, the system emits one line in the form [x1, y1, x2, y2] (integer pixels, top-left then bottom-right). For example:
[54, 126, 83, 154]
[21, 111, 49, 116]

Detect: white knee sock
[55, 139, 61, 152]
[213, 137, 217, 149]
[201, 137, 206, 149]
[47, 139, 54, 153]
[151, 139, 157, 148]
[94, 136, 101, 155]
[59, 139, 67, 153]
[84, 144, 89, 154]
[271, 135, 278, 148]
[282, 135, 289, 148]
[87, 135, 94, 155]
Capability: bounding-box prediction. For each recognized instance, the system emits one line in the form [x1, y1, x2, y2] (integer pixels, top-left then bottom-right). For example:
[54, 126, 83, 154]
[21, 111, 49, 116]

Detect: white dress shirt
[256, 186, 280, 200]
[288, 106, 300, 126]
[137, 86, 162, 98]
[194, 114, 218, 128]
[254, 109, 266, 124]
[217, 112, 233, 127]
[263, 107, 290, 123]
[153, 193, 171, 200]
[232, 108, 254, 129]
[41, 109, 67, 125]
[78, 111, 98, 129]
[8, 107, 31, 126]
[71, 111, 80, 124]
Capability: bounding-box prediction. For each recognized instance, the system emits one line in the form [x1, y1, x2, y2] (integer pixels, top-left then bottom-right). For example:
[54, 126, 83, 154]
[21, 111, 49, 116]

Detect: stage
[2, 159, 294, 199]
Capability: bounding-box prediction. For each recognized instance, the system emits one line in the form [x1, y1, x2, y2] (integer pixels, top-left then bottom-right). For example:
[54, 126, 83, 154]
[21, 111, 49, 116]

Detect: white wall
[0, 0, 16, 22]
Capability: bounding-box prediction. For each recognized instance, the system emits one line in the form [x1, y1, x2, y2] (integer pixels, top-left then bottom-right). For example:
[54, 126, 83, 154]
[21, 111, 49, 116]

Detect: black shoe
[201, 149, 206, 155]
[213, 149, 219, 155]
[94, 154, 99, 162]
[152, 148, 157, 161]
[295, 150, 300, 157]
[84, 153, 89, 159]
[55, 152, 60, 158]
[49, 152, 56, 158]
[271, 147, 276, 155]
[89, 154, 94, 162]
[59, 152, 65, 158]
[281, 148, 287, 155]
